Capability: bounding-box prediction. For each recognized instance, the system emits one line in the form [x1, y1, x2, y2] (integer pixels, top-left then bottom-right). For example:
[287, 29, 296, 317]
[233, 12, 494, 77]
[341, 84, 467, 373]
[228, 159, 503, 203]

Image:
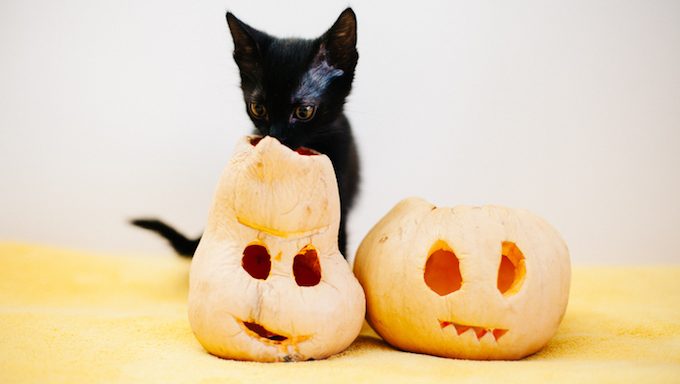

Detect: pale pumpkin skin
[354, 197, 571, 360]
[188, 136, 365, 362]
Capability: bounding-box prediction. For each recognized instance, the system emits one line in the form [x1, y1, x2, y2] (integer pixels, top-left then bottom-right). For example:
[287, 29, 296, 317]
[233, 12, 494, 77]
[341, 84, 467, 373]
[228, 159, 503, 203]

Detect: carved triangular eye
[293, 245, 321, 287]
[497, 241, 526, 296]
[424, 241, 462, 296]
[242, 243, 271, 280]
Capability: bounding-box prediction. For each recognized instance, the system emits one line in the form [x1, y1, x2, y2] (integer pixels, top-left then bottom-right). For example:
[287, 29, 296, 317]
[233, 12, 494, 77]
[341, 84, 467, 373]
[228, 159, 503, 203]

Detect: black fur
[130, 219, 200, 256]
[132, 9, 360, 258]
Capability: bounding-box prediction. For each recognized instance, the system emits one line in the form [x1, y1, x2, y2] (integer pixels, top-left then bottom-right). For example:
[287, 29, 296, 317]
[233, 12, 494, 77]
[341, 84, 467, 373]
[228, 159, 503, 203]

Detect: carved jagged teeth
[492, 329, 508, 340]
[439, 320, 508, 341]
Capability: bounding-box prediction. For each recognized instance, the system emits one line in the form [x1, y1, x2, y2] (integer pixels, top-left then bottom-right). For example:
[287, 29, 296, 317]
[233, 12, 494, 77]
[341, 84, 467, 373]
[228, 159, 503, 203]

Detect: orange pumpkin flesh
[497, 241, 526, 296]
[497, 256, 515, 293]
[424, 244, 462, 296]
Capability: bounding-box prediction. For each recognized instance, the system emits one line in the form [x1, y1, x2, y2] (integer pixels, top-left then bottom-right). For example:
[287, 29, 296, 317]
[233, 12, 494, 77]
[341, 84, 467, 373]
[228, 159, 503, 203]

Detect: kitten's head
[226, 8, 358, 150]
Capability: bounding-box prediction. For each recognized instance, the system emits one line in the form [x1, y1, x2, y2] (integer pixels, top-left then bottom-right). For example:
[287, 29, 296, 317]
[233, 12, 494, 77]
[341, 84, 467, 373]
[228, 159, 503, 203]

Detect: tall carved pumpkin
[189, 136, 365, 362]
[354, 197, 570, 360]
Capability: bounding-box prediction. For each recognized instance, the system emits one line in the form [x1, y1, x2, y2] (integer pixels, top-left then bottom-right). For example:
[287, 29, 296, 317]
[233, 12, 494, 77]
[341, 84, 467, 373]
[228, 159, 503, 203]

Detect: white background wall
[1, 0, 679, 264]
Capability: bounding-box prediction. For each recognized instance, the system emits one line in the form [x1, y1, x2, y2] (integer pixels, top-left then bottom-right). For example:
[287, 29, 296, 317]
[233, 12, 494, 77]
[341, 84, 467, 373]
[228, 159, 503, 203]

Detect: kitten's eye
[248, 102, 267, 119]
[294, 105, 316, 121]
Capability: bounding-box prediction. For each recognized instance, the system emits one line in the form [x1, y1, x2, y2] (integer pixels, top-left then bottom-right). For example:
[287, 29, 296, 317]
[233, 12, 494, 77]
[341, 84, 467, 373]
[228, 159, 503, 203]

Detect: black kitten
[132, 9, 360, 257]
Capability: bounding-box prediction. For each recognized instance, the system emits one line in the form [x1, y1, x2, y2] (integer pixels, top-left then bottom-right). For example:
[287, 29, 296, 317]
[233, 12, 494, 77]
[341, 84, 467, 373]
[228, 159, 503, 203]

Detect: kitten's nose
[268, 123, 285, 140]
[269, 123, 293, 148]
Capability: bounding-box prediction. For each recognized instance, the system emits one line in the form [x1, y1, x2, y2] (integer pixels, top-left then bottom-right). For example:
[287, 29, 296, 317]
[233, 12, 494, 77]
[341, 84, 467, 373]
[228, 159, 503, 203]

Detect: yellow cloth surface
[1, 243, 679, 383]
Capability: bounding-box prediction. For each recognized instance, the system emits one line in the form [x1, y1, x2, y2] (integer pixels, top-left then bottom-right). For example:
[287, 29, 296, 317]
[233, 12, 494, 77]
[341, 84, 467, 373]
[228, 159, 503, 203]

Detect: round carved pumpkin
[354, 197, 570, 360]
[188, 136, 365, 362]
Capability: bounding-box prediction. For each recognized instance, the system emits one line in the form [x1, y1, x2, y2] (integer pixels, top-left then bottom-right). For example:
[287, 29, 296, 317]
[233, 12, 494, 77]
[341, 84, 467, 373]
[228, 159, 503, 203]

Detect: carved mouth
[439, 320, 508, 342]
[238, 319, 312, 347]
[241, 320, 288, 343]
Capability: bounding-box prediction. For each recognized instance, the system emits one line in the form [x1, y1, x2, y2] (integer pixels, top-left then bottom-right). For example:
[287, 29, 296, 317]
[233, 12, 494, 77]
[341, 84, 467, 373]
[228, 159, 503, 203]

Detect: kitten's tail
[130, 218, 200, 257]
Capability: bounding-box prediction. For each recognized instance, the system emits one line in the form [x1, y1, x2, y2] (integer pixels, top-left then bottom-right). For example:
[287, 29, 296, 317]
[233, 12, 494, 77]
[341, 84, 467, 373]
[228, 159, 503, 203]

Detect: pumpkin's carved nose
[242, 243, 271, 280]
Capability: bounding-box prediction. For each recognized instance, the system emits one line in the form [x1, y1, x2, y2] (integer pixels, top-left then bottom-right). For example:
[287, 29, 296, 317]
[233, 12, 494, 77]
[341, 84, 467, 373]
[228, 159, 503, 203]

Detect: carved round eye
[248, 102, 267, 119]
[242, 243, 271, 280]
[294, 105, 316, 121]
[293, 245, 321, 287]
[497, 241, 526, 296]
[424, 241, 462, 296]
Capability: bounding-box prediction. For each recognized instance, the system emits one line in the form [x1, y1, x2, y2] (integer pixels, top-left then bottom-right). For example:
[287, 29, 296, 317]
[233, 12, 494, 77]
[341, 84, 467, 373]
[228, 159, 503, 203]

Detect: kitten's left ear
[321, 8, 358, 72]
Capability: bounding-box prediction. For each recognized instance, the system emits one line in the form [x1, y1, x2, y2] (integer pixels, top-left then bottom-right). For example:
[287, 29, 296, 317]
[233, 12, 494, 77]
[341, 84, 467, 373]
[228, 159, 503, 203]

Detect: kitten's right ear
[226, 12, 267, 75]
